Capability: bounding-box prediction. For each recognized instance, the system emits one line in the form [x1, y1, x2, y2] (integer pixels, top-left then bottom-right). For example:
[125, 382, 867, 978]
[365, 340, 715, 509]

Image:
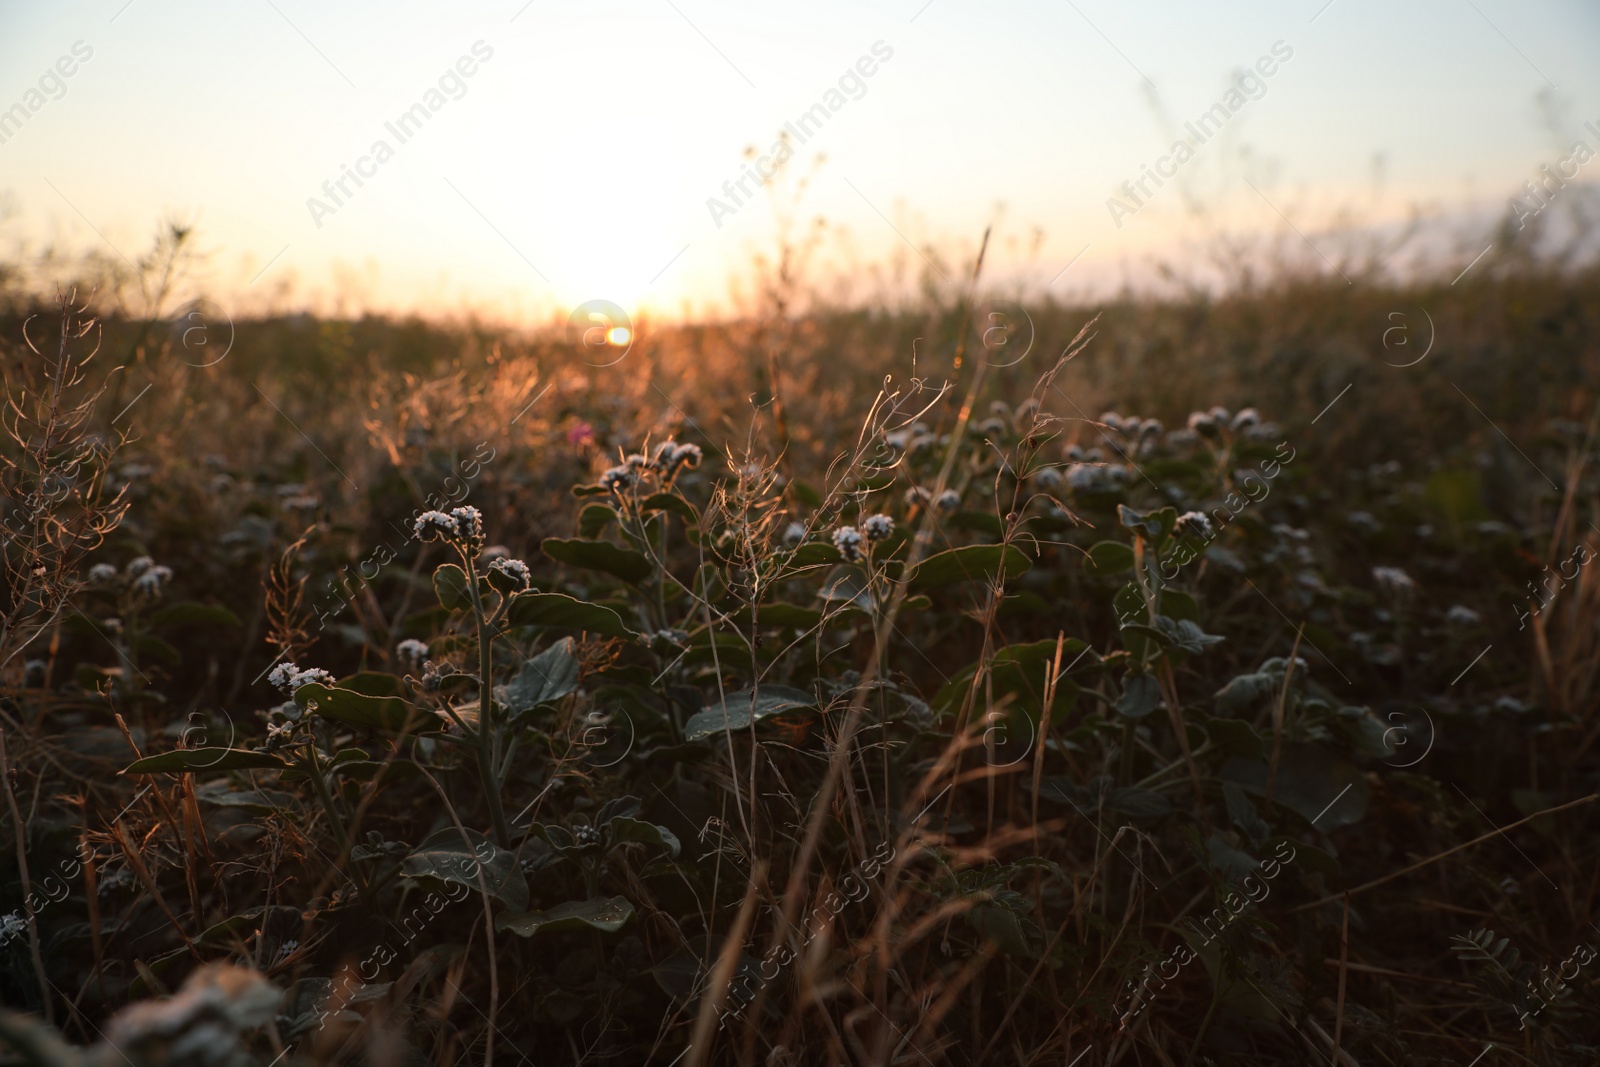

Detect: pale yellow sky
[2, 0, 1597, 322]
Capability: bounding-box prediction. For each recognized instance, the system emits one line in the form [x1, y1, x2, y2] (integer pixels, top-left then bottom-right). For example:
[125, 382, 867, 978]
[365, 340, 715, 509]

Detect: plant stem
[466, 554, 512, 848]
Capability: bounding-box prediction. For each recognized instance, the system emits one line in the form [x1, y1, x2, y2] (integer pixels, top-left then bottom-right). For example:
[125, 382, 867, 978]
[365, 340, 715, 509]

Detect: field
[1, 233, 1598, 1066]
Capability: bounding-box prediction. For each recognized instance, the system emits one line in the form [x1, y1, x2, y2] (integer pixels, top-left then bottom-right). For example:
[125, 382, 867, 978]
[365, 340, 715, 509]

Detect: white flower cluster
[1372, 566, 1416, 597]
[488, 556, 533, 590]
[862, 514, 894, 541]
[1174, 511, 1214, 541]
[832, 525, 864, 562]
[886, 421, 940, 455]
[1184, 405, 1278, 441]
[268, 661, 335, 695]
[88, 556, 175, 598]
[413, 505, 484, 545]
[396, 638, 430, 672]
[1065, 462, 1129, 493]
[600, 440, 704, 494]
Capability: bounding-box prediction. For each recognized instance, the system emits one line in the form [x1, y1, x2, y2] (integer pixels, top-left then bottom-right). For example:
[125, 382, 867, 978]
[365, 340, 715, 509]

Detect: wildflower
[672, 442, 703, 469]
[1166, 428, 1199, 450]
[487, 556, 533, 592]
[885, 431, 909, 451]
[782, 521, 806, 546]
[1099, 411, 1123, 431]
[863, 514, 895, 541]
[264, 721, 296, 749]
[1231, 408, 1260, 430]
[624, 453, 650, 471]
[977, 417, 1006, 437]
[0, 911, 26, 947]
[832, 526, 864, 562]
[414, 510, 459, 541]
[1084, 447, 1104, 463]
[88, 563, 119, 585]
[125, 556, 155, 579]
[599, 465, 635, 494]
[1174, 511, 1214, 541]
[1064, 443, 1085, 461]
[282, 494, 319, 510]
[1032, 467, 1063, 490]
[567, 422, 595, 446]
[275, 939, 299, 964]
[1065, 463, 1101, 491]
[1348, 512, 1378, 532]
[904, 487, 932, 509]
[572, 824, 602, 848]
[989, 400, 1011, 419]
[936, 489, 962, 514]
[269, 663, 334, 695]
[267, 662, 300, 693]
[909, 433, 936, 455]
[1446, 605, 1481, 626]
[1139, 418, 1163, 438]
[132, 564, 173, 598]
[449, 506, 484, 545]
[1208, 406, 1231, 425]
[396, 638, 430, 672]
[655, 628, 688, 645]
[1372, 566, 1415, 597]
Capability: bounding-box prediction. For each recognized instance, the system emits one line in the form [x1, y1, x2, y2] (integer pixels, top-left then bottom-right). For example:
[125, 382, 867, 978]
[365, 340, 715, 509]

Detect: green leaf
[1084, 540, 1135, 576]
[498, 896, 635, 937]
[433, 564, 474, 611]
[790, 480, 823, 508]
[818, 566, 874, 611]
[683, 684, 817, 741]
[727, 602, 835, 631]
[542, 537, 654, 585]
[788, 542, 842, 567]
[907, 543, 1030, 592]
[1115, 673, 1161, 718]
[945, 510, 1004, 538]
[295, 682, 429, 733]
[1202, 714, 1266, 759]
[124, 748, 287, 774]
[506, 591, 637, 639]
[1215, 671, 1277, 716]
[338, 672, 408, 698]
[195, 784, 299, 812]
[608, 816, 681, 858]
[502, 638, 580, 713]
[640, 492, 698, 524]
[401, 827, 528, 912]
[1105, 787, 1172, 819]
[135, 634, 181, 666]
[578, 502, 618, 538]
[931, 639, 1087, 724]
[1221, 743, 1370, 830]
[1119, 505, 1176, 548]
[149, 602, 242, 629]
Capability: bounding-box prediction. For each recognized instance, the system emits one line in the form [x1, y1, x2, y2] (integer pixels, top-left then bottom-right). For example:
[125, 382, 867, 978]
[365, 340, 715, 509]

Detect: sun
[606, 326, 631, 346]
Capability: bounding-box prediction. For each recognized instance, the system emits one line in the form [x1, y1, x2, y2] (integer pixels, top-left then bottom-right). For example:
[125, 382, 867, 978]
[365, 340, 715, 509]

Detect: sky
[1, 0, 1597, 323]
